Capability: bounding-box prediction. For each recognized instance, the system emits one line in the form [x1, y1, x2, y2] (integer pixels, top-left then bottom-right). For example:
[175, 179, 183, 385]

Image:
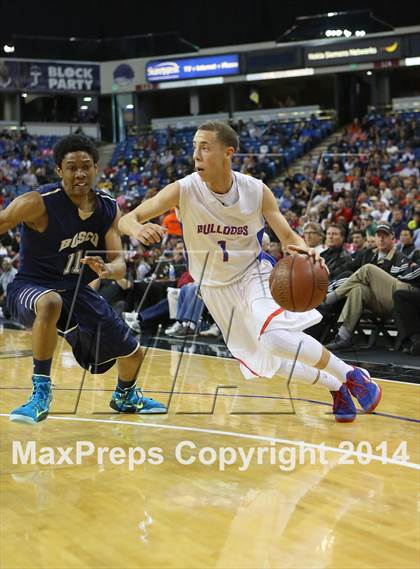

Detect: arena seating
[1, 111, 419, 355]
[0, 131, 59, 204]
[107, 116, 334, 200]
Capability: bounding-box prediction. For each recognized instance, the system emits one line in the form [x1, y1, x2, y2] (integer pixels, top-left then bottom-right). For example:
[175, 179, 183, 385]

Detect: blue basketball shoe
[110, 386, 167, 414]
[10, 376, 52, 424]
[330, 384, 357, 423]
[346, 366, 382, 413]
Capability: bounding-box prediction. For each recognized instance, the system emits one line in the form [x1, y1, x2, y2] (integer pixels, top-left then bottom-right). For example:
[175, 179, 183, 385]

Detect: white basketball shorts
[200, 260, 322, 379]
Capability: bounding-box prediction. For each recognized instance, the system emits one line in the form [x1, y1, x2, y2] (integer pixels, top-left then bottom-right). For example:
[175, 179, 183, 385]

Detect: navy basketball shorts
[7, 281, 139, 374]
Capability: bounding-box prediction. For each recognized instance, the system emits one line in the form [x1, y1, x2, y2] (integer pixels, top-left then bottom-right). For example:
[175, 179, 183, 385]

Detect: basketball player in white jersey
[119, 121, 381, 422]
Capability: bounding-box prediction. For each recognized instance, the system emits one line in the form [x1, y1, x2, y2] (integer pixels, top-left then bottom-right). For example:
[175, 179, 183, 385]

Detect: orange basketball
[269, 254, 329, 312]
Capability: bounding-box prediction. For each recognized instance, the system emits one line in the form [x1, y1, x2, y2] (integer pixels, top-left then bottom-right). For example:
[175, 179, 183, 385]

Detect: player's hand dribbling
[80, 256, 113, 279]
[286, 244, 329, 273]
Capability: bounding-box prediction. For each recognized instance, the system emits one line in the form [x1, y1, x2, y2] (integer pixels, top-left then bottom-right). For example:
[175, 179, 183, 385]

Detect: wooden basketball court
[1, 328, 419, 569]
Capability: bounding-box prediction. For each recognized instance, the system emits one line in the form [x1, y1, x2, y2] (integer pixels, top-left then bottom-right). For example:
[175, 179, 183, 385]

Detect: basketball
[269, 254, 329, 312]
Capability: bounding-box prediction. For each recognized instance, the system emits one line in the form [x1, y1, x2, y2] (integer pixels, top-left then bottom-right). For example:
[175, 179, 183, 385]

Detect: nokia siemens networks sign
[305, 38, 401, 67]
[146, 54, 240, 83]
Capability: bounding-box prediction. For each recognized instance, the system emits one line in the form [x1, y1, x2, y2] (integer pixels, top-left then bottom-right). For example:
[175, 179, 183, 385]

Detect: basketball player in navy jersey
[0, 134, 166, 424]
[119, 121, 381, 422]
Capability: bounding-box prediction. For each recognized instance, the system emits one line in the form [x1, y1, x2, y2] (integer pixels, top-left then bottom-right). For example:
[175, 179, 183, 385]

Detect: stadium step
[98, 144, 116, 174]
[286, 127, 344, 176]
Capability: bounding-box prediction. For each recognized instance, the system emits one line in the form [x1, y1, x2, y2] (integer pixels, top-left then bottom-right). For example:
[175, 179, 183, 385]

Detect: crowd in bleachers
[0, 130, 59, 317]
[0, 130, 58, 203]
[270, 111, 420, 354]
[1, 111, 420, 355]
[98, 116, 334, 211]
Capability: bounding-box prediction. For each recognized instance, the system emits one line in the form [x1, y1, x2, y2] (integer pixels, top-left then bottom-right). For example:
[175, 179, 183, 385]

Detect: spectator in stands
[162, 208, 182, 238]
[0, 256, 17, 318]
[97, 276, 132, 315]
[348, 230, 366, 262]
[22, 167, 38, 189]
[124, 271, 198, 336]
[401, 145, 415, 163]
[366, 235, 377, 249]
[261, 232, 271, 253]
[311, 187, 330, 210]
[303, 222, 325, 254]
[399, 160, 419, 179]
[332, 197, 352, 224]
[408, 205, 420, 229]
[268, 241, 283, 261]
[390, 208, 407, 239]
[125, 242, 187, 316]
[317, 221, 406, 330]
[278, 188, 294, 212]
[397, 228, 416, 260]
[165, 282, 205, 338]
[329, 163, 346, 184]
[324, 236, 417, 351]
[0, 240, 8, 259]
[393, 283, 420, 355]
[360, 214, 377, 237]
[371, 199, 391, 223]
[320, 224, 351, 280]
[317, 170, 333, 193]
[134, 250, 152, 281]
[342, 224, 407, 277]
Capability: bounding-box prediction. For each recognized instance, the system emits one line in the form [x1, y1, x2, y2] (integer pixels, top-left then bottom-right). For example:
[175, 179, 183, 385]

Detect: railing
[151, 107, 337, 130]
[368, 97, 420, 113]
[0, 122, 101, 139]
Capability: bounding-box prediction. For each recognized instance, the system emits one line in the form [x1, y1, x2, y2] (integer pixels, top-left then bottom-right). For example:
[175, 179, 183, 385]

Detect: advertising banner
[305, 37, 402, 67]
[0, 59, 100, 92]
[146, 54, 240, 83]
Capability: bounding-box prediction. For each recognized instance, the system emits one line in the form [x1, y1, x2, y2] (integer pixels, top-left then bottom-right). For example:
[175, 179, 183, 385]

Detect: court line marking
[2, 329, 419, 385]
[1, 386, 419, 423]
[1, 413, 419, 470]
[148, 347, 420, 386]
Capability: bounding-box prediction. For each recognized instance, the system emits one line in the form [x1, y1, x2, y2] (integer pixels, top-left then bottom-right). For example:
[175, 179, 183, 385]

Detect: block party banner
[0, 59, 100, 93]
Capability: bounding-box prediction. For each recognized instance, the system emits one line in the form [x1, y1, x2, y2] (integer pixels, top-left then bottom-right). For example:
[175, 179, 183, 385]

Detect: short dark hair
[53, 134, 99, 166]
[351, 229, 366, 239]
[328, 223, 346, 238]
[197, 121, 239, 151]
[400, 227, 413, 236]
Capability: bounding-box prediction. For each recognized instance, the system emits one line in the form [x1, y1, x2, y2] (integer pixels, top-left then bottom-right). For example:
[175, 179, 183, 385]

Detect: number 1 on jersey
[217, 240, 229, 262]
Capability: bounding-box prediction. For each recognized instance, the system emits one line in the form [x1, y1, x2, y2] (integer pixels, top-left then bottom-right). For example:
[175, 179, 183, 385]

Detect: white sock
[323, 352, 353, 383]
[277, 360, 342, 391]
[261, 328, 352, 383]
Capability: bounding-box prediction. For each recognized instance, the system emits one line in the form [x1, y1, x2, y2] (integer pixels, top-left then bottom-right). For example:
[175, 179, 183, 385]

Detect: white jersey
[178, 171, 266, 286]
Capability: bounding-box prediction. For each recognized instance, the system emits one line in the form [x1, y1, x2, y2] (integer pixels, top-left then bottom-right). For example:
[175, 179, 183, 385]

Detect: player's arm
[81, 208, 126, 280]
[118, 182, 180, 245]
[0, 192, 46, 233]
[262, 185, 326, 266]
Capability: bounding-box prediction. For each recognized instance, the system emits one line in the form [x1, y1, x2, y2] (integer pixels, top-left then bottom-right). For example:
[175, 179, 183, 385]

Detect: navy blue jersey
[16, 183, 118, 289]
